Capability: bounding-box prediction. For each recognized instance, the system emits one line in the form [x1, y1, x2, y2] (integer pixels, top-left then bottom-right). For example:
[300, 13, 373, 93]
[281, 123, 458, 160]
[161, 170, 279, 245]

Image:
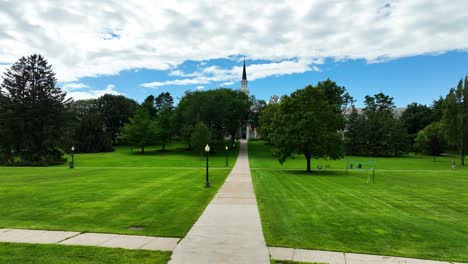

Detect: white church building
[240, 59, 258, 140]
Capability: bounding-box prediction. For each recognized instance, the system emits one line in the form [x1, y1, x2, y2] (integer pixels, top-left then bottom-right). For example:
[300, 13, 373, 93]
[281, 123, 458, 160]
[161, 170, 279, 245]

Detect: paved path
[0, 228, 179, 251]
[269, 247, 467, 264]
[168, 140, 270, 264]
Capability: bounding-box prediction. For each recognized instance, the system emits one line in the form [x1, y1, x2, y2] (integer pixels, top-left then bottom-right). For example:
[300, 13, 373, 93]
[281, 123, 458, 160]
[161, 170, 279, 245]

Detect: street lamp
[225, 146, 229, 167]
[204, 144, 210, 187]
[69, 146, 75, 169]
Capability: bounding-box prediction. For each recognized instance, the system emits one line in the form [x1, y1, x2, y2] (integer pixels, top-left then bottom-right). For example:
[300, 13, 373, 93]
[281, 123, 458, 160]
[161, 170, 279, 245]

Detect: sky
[0, 0, 467, 107]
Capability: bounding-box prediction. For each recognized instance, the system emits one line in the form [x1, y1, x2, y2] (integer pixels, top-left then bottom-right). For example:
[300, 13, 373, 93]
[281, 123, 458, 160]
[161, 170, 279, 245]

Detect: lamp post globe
[204, 144, 210, 187]
[70, 146, 75, 169]
[225, 146, 228, 167]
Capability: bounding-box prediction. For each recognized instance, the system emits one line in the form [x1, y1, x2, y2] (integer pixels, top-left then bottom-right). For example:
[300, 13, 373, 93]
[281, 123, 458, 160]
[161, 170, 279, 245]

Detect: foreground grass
[0, 243, 170, 264]
[0, 143, 238, 237]
[0, 167, 229, 237]
[250, 141, 468, 262]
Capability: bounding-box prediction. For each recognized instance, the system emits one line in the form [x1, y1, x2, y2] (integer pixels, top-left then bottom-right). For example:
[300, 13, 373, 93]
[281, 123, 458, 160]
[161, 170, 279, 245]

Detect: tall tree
[122, 107, 159, 153]
[0, 54, 70, 165]
[97, 94, 138, 144]
[176, 89, 250, 150]
[142, 95, 157, 117]
[258, 96, 281, 144]
[155, 92, 174, 151]
[269, 80, 346, 173]
[400, 103, 434, 144]
[442, 78, 467, 165]
[345, 93, 408, 156]
[415, 122, 446, 159]
[70, 99, 112, 153]
[155, 92, 174, 111]
[191, 122, 211, 159]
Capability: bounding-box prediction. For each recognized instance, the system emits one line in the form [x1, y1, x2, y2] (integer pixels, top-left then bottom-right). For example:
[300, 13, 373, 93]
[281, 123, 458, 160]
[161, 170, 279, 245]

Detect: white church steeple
[241, 58, 249, 94]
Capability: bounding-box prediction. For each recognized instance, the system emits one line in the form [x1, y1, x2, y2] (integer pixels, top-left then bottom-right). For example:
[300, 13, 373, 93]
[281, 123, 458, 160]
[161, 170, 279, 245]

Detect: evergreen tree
[344, 93, 408, 156]
[155, 92, 174, 151]
[155, 92, 174, 111]
[0, 54, 70, 165]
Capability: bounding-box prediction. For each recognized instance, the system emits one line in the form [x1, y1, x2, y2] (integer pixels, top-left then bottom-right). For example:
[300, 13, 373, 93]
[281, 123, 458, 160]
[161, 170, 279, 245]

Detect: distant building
[240, 59, 257, 140]
[343, 107, 406, 118]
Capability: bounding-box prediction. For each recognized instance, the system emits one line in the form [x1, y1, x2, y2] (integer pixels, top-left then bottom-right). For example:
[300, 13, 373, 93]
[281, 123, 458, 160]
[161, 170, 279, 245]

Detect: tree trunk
[305, 154, 311, 173]
[200, 150, 203, 160]
[460, 144, 465, 166]
[141, 146, 145, 153]
[162, 143, 166, 151]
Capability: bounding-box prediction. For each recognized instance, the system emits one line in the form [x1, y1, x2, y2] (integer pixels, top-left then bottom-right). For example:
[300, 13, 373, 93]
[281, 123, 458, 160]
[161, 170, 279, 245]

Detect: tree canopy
[267, 79, 347, 172]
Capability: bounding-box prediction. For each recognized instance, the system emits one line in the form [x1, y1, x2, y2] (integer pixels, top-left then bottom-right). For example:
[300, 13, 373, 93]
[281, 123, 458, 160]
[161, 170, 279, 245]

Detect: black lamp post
[225, 146, 228, 167]
[69, 146, 75, 169]
[204, 144, 210, 187]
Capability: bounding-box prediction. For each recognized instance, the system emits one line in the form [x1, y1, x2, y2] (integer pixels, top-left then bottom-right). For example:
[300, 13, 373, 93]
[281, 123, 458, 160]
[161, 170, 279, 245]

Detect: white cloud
[65, 84, 122, 100]
[196, 85, 204, 90]
[0, 1, 467, 82]
[141, 59, 315, 88]
[62, 82, 89, 90]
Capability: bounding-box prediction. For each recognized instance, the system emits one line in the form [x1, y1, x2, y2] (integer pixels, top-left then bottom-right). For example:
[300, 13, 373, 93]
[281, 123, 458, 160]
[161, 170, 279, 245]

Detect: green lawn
[0, 143, 238, 237]
[250, 141, 468, 262]
[249, 140, 468, 171]
[58, 142, 238, 168]
[0, 243, 170, 264]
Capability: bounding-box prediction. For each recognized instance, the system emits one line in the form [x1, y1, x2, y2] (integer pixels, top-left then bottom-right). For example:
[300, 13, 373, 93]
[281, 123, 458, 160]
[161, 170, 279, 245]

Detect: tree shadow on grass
[285, 169, 348, 177]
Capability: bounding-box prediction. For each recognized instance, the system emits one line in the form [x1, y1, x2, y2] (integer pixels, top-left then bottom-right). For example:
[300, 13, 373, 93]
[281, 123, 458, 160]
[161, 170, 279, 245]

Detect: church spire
[242, 57, 247, 81]
[241, 57, 249, 94]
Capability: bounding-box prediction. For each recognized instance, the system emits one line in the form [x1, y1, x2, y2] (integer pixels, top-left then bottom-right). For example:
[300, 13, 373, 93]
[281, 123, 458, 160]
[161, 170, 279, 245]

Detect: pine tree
[0, 54, 70, 165]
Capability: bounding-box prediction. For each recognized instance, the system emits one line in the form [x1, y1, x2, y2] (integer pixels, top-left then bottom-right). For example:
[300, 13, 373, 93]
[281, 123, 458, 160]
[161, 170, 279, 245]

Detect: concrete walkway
[168, 140, 270, 264]
[269, 247, 467, 264]
[0, 228, 179, 251]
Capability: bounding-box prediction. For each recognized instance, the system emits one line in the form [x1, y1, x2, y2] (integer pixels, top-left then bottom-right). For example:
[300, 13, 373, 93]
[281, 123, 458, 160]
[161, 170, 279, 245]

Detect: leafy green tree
[0, 54, 70, 165]
[191, 122, 211, 159]
[122, 107, 159, 153]
[70, 100, 112, 153]
[97, 94, 138, 144]
[176, 88, 250, 149]
[400, 103, 434, 140]
[269, 80, 347, 173]
[258, 96, 280, 144]
[442, 78, 467, 165]
[415, 122, 446, 159]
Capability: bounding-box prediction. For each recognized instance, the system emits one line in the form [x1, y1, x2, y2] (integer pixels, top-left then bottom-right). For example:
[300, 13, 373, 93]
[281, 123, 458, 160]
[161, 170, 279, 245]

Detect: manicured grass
[0, 243, 170, 264]
[59, 142, 239, 168]
[0, 144, 238, 237]
[250, 141, 468, 262]
[0, 167, 229, 237]
[249, 140, 468, 171]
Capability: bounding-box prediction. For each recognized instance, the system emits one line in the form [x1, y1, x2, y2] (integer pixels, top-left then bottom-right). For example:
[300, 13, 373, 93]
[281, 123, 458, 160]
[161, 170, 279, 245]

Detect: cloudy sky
[0, 0, 467, 106]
